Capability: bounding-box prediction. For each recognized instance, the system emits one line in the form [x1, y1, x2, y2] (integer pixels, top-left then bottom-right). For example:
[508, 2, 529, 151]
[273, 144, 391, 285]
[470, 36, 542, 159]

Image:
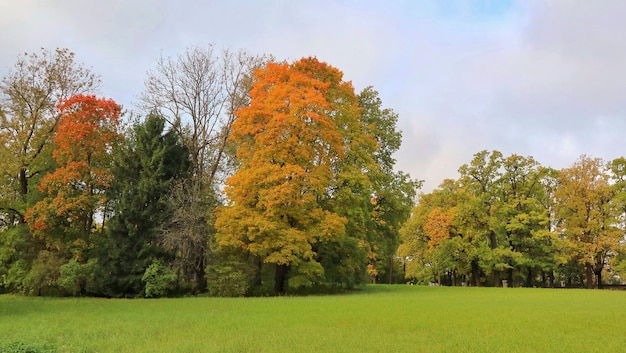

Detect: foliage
[216, 59, 348, 294]
[141, 260, 177, 298]
[25, 95, 121, 253]
[400, 151, 626, 288]
[99, 113, 191, 297]
[205, 255, 253, 297]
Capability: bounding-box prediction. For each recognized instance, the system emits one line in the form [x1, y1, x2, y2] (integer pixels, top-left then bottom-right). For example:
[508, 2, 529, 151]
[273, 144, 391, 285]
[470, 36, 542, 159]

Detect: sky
[2, 0, 626, 193]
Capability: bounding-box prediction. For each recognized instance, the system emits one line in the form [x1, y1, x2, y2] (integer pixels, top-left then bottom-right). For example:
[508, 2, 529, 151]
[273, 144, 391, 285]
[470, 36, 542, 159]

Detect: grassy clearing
[1, 285, 625, 352]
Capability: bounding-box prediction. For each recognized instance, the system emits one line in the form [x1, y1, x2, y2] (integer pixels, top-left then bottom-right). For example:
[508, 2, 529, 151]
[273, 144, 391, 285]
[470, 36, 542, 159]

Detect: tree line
[399, 151, 626, 289]
[0, 47, 418, 297]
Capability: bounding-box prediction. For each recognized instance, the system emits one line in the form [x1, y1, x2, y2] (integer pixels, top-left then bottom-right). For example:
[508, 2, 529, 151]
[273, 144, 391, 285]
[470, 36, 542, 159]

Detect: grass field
[1, 285, 625, 352]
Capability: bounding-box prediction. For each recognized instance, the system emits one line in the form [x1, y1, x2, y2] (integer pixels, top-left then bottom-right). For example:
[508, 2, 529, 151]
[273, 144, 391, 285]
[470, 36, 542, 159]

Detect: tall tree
[23, 95, 121, 294]
[357, 87, 419, 283]
[215, 60, 347, 295]
[0, 48, 100, 224]
[139, 46, 271, 290]
[97, 113, 191, 297]
[457, 150, 506, 286]
[554, 155, 621, 288]
[0, 48, 99, 293]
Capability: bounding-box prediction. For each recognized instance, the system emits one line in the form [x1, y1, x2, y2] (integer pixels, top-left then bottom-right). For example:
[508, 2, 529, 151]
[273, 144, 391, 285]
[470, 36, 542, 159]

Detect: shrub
[141, 260, 177, 298]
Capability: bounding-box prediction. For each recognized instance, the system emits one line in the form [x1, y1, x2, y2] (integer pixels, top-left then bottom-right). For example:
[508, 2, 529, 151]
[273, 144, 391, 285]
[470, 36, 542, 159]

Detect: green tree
[493, 154, 554, 287]
[357, 87, 419, 283]
[96, 113, 191, 297]
[457, 150, 506, 286]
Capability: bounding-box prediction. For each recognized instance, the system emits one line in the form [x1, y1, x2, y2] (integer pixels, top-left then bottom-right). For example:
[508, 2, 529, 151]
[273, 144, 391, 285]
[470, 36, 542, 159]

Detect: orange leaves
[26, 95, 122, 240]
[216, 58, 352, 271]
[424, 207, 457, 251]
[54, 95, 121, 164]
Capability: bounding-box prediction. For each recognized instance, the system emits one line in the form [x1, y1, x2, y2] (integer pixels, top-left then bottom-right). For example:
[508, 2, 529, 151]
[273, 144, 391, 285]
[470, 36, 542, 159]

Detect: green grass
[1, 285, 625, 352]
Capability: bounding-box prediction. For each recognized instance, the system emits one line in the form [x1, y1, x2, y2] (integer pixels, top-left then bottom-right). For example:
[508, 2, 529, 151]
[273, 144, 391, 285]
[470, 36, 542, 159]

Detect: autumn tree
[0, 48, 100, 224]
[215, 60, 347, 295]
[554, 155, 621, 289]
[23, 95, 121, 295]
[0, 49, 99, 293]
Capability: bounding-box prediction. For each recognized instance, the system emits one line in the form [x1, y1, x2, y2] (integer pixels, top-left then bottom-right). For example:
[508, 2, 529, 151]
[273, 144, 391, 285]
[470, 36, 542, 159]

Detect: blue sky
[2, 1, 626, 192]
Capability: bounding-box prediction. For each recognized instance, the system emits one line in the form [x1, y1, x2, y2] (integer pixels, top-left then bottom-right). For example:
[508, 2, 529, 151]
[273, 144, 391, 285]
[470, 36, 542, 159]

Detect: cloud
[2, 1, 626, 193]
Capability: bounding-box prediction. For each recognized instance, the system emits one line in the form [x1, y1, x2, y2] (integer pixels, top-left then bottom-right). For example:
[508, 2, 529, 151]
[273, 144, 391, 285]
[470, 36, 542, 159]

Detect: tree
[554, 155, 621, 288]
[0, 48, 100, 224]
[493, 154, 554, 287]
[357, 87, 419, 283]
[0, 48, 99, 293]
[456, 150, 506, 286]
[139, 46, 271, 290]
[97, 113, 191, 297]
[215, 60, 347, 295]
[139, 45, 270, 184]
[23, 95, 121, 294]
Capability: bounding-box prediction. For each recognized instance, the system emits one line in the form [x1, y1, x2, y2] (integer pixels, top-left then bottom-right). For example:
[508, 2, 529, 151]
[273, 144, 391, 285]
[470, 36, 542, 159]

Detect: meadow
[1, 285, 625, 353]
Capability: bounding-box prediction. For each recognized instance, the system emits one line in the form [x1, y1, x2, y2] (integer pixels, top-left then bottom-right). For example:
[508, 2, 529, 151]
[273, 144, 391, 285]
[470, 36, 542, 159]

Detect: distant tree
[357, 87, 419, 283]
[554, 155, 622, 289]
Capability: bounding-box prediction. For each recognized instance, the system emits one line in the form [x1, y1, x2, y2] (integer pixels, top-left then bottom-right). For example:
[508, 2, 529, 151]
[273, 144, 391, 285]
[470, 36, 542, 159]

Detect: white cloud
[2, 1, 626, 193]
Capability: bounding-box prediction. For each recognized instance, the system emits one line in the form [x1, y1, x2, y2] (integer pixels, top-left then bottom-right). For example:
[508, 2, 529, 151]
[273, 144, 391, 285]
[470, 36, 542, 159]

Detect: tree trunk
[274, 264, 288, 295]
[471, 260, 481, 286]
[548, 271, 554, 288]
[526, 267, 532, 288]
[594, 266, 603, 289]
[388, 256, 393, 284]
[585, 263, 594, 289]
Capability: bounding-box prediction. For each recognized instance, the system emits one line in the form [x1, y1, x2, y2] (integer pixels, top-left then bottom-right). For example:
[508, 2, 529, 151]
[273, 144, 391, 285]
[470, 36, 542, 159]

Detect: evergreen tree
[96, 113, 191, 297]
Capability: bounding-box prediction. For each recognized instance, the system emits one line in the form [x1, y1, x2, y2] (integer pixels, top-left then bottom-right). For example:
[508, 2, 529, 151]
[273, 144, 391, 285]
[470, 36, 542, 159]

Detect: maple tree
[215, 60, 347, 294]
[25, 95, 121, 288]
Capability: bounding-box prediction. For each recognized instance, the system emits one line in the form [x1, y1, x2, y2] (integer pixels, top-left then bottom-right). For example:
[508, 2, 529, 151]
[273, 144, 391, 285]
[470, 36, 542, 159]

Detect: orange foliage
[26, 95, 122, 238]
[216, 58, 348, 268]
[424, 207, 456, 250]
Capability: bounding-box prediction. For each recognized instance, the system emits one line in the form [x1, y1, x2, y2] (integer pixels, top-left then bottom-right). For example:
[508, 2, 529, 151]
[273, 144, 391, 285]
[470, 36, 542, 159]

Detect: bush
[206, 257, 252, 297]
[142, 260, 177, 298]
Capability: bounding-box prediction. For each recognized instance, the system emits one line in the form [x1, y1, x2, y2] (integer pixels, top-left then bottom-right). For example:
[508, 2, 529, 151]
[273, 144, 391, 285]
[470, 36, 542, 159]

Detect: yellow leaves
[424, 207, 456, 251]
[367, 264, 378, 276]
[216, 57, 360, 275]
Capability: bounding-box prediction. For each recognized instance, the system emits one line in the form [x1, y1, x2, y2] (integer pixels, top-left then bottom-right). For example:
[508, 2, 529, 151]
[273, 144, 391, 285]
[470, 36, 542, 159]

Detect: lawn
[1, 285, 625, 352]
